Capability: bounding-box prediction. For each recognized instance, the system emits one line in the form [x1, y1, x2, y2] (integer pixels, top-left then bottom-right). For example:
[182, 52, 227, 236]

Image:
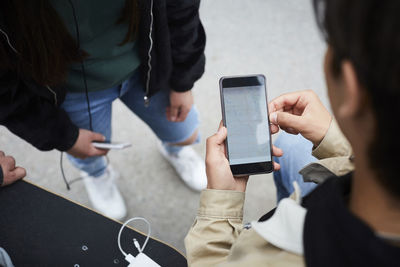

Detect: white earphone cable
[118, 217, 151, 257]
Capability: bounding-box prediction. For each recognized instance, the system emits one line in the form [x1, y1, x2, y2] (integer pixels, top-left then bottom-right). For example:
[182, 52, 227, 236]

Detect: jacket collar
[251, 181, 306, 255]
[251, 197, 306, 255]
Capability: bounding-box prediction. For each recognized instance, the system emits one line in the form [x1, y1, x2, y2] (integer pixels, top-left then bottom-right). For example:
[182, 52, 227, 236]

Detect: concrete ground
[0, 0, 328, 254]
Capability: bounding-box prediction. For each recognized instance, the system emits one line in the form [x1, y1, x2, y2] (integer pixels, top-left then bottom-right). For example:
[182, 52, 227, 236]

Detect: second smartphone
[220, 74, 273, 176]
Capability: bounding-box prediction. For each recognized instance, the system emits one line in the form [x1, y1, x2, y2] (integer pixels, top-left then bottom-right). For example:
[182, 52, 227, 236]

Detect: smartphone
[219, 74, 273, 176]
[92, 142, 132, 150]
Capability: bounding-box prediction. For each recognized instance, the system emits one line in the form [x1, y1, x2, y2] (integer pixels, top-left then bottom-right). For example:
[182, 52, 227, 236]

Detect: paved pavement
[0, 0, 327, 254]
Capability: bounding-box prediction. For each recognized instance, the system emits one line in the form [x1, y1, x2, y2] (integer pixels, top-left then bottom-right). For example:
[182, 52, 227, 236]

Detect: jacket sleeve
[166, 0, 206, 92]
[184, 189, 245, 267]
[0, 70, 79, 151]
[311, 118, 352, 160]
[299, 119, 354, 183]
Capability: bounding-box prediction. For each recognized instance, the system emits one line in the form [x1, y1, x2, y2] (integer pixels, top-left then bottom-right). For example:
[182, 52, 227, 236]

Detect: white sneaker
[158, 143, 207, 192]
[81, 166, 127, 220]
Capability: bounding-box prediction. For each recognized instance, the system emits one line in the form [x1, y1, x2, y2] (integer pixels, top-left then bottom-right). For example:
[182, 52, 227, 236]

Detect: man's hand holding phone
[205, 122, 283, 192]
[269, 90, 332, 147]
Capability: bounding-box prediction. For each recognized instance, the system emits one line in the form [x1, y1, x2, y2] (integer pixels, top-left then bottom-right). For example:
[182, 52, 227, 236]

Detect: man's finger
[268, 92, 301, 113]
[270, 111, 304, 133]
[0, 151, 5, 157]
[268, 91, 308, 113]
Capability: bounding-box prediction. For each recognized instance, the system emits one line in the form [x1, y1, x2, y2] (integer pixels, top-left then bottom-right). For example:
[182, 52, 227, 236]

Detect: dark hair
[0, 0, 139, 86]
[313, 0, 400, 198]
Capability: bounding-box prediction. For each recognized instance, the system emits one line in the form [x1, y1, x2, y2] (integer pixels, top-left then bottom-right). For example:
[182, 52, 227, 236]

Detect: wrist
[206, 177, 248, 192]
[311, 115, 333, 147]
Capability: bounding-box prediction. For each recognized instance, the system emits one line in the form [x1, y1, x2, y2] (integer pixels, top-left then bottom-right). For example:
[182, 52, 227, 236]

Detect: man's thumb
[216, 126, 227, 143]
[271, 112, 303, 131]
[207, 127, 227, 149]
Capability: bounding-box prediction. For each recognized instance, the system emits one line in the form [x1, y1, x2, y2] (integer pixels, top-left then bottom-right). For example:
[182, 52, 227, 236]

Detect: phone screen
[222, 80, 271, 166]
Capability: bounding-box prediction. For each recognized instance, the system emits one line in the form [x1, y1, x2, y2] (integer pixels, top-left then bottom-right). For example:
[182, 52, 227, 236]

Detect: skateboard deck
[0, 180, 187, 266]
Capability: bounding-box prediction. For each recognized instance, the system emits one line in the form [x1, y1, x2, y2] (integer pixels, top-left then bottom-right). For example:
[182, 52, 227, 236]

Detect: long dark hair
[0, 0, 139, 86]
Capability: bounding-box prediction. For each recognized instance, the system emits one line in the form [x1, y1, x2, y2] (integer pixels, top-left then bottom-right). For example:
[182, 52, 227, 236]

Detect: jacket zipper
[46, 85, 58, 106]
[144, 0, 154, 107]
[1, 27, 58, 106]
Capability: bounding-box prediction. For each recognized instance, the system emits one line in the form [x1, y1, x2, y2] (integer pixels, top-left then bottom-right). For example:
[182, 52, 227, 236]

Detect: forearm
[185, 190, 245, 267]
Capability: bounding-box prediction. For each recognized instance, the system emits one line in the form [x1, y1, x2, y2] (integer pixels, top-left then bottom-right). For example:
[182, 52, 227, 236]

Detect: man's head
[314, 0, 400, 198]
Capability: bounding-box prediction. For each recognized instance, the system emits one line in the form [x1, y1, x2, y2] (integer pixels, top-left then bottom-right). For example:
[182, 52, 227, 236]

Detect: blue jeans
[273, 131, 318, 202]
[61, 70, 199, 177]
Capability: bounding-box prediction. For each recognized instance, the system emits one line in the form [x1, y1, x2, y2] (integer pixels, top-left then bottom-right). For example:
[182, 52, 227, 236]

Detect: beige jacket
[185, 120, 354, 267]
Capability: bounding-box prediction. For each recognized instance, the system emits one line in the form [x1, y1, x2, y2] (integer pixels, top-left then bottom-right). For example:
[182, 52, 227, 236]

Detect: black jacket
[0, 0, 206, 151]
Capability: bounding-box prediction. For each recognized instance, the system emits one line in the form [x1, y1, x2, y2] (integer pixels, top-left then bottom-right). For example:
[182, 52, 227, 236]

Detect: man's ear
[337, 60, 363, 118]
